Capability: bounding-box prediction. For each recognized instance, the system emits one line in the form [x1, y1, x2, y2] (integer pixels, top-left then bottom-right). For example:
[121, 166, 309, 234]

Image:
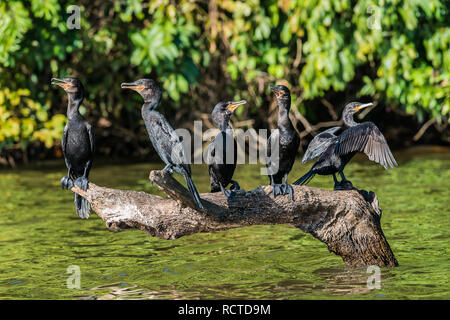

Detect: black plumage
[301, 126, 341, 164]
[266, 85, 300, 199]
[206, 100, 246, 198]
[121, 78, 204, 209]
[294, 102, 398, 189]
[52, 77, 94, 219]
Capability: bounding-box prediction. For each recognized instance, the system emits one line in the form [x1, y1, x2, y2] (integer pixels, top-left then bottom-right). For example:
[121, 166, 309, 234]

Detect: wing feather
[265, 129, 277, 169]
[86, 123, 95, 154]
[335, 122, 397, 169]
[147, 113, 191, 175]
[62, 125, 68, 156]
[302, 126, 340, 163]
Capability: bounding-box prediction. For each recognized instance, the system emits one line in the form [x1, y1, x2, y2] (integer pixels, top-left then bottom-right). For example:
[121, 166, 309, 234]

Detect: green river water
[0, 146, 448, 299]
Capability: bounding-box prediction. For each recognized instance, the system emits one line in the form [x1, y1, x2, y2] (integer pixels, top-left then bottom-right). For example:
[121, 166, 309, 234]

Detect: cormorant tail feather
[74, 193, 90, 219]
[293, 170, 315, 186]
[184, 174, 204, 210]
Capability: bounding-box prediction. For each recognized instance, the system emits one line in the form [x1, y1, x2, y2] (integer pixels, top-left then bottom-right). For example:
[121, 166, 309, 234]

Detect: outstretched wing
[302, 126, 340, 163]
[334, 122, 397, 169]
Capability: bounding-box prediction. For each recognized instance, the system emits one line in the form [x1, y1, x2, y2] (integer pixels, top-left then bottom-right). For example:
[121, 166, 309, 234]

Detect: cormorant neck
[277, 98, 293, 130]
[217, 118, 231, 132]
[142, 94, 161, 112]
[343, 112, 358, 127]
[67, 91, 83, 119]
[141, 99, 161, 120]
[212, 110, 231, 132]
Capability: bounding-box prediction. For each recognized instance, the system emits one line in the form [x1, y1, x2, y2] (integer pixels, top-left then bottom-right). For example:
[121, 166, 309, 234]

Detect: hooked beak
[121, 82, 144, 92]
[51, 78, 72, 89]
[227, 100, 247, 113]
[355, 102, 373, 111]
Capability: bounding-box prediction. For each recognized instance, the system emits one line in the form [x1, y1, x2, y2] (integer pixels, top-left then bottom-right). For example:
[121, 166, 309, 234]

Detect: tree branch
[71, 170, 398, 267]
[413, 119, 436, 142]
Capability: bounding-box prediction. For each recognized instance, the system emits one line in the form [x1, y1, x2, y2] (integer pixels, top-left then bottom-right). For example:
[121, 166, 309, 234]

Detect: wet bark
[71, 170, 398, 267]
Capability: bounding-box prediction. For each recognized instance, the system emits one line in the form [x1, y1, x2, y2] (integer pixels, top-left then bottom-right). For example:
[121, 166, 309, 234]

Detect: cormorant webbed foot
[282, 182, 294, 200]
[271, 174, 294, 200]
[74, 176, 89, 191]
[230, 180, 240, 191]
[220, 183, 236, 200]
[271, 183, 282, 198]
[61, 176, 74, 190]
[271, 182, 294, 200]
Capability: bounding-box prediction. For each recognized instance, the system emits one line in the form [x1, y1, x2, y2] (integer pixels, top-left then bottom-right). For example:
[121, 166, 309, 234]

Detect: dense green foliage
[0, 0, 448, 161]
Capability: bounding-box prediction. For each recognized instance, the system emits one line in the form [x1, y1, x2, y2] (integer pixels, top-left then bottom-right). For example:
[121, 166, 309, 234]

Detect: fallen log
[71, 170, 398, 267]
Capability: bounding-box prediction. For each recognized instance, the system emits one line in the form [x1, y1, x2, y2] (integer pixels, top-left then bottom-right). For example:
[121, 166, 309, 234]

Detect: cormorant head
[212, 100, 247, 130]
[51, 77, 84, 96]
[121, 78, 161, 107]
[343, 102, 373, 116]
[270, 84, 291, 106]
[342, 102, 373, 127]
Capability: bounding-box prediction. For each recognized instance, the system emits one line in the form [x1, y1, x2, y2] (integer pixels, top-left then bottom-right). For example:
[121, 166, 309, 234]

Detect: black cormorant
[52, 77, 94, 219]
[293, 102, 398, 189]
[121, 78, 204, 209]
[266, 84, 300, 199]
[206, 100, 246, 198]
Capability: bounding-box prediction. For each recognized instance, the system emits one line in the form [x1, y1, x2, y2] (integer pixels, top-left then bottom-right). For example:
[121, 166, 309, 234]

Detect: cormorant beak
[51, 78, 72, 89]
[354, 102, 373, 111]
[121, 82, 144, 92]
[227, 100, 247, 113]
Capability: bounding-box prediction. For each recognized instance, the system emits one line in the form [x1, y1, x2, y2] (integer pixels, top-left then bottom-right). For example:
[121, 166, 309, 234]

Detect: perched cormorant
[52, 77, 94, 219]
[121, 78, 204, 209]
[266, 85, 300, 199]
[206, 100, 247, 198]
[294, 102, 398, 189]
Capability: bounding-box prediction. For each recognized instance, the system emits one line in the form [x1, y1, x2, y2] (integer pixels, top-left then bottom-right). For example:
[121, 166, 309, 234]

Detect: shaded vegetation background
[0, 0, 448, 166]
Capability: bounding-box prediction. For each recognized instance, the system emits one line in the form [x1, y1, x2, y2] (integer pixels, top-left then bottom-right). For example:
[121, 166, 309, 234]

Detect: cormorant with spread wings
[294, 102, 398, 189]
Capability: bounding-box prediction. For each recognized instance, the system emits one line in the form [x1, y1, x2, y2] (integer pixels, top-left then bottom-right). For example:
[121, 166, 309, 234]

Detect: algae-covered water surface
[0, 146, 448, 299]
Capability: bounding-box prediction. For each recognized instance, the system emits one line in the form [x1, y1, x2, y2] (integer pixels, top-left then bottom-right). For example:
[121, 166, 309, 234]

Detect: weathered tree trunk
[71, 170, 398, 267]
